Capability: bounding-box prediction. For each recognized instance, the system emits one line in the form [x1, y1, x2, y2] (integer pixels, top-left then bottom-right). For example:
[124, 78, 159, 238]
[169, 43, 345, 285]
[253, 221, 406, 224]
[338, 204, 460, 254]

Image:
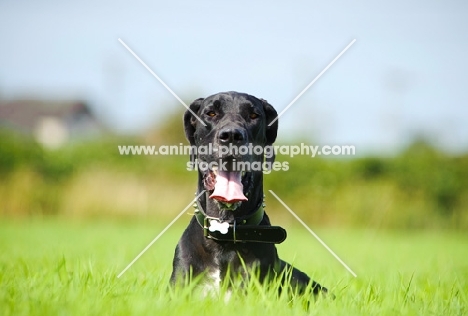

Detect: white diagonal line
[117, 190, 206, 278]
[118, 38, 206, 126]
[268, 39, 356, 127]
[269, 190, 357, 277]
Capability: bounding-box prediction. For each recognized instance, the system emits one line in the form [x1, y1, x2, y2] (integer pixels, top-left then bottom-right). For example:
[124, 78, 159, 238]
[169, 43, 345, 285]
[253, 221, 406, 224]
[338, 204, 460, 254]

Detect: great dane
[170, 91, 326, 296]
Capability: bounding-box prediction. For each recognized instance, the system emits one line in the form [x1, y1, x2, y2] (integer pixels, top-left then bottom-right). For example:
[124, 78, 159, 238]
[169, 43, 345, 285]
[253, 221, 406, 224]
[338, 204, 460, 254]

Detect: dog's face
[184, 92, 278, 210]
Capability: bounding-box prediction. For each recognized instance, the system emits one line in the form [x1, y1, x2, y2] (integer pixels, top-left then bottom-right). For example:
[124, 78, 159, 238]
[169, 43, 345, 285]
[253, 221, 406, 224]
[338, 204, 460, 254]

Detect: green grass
[0, 218, 467, 315]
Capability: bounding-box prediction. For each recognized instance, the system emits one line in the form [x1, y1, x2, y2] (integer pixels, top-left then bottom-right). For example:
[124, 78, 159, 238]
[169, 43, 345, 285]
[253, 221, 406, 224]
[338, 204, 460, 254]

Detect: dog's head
[184, 91, 278, 211]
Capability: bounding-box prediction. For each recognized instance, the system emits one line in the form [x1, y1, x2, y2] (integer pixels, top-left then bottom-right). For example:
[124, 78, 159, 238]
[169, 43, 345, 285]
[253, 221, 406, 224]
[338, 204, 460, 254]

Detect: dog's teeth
[212, 166, 218, 175]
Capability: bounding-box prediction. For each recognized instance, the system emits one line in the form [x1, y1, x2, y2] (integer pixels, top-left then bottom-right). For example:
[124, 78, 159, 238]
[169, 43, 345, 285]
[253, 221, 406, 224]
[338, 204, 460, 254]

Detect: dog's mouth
[203, 166, 249, 205]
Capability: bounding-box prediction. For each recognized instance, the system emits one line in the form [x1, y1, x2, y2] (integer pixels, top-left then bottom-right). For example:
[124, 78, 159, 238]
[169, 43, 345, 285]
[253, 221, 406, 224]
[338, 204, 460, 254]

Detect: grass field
[1, 218, 467, 315]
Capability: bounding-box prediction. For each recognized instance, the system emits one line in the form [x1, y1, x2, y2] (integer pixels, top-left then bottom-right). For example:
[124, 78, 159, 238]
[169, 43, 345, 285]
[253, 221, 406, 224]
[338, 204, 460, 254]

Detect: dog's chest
[208, 268, 221, 287]
[201, 267, 222, 297]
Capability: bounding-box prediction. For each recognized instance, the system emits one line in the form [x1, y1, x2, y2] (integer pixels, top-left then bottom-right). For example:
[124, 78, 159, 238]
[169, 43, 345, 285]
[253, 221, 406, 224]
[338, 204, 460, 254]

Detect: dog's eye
[250, 113, 259, 119]
[206, 111, 216, 117]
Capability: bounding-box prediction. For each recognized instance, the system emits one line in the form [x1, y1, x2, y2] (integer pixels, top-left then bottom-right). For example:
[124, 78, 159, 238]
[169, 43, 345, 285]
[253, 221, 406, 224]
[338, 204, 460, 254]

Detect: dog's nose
[218, 128, 246, 144]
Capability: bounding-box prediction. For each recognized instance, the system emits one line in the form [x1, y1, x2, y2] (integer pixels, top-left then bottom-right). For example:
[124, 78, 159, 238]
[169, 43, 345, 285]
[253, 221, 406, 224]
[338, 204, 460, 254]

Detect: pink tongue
[209, 170, 248, 203]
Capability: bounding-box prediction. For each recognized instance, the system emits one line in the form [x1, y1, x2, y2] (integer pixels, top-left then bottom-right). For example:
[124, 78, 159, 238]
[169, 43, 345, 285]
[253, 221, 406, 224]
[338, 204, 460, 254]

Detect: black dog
[170, 91, 326, 296]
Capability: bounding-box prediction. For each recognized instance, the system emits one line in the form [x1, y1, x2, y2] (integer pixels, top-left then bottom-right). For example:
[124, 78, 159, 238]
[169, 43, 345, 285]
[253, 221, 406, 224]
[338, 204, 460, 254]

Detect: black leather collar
[193, 195, 287, 244]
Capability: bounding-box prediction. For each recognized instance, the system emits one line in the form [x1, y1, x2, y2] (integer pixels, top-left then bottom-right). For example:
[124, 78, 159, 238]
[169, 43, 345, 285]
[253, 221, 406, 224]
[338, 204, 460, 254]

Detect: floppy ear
[184, 98, 204, 164]
[262, 99, 278, 145]
[261, 99, 278, 164]
[183, 98, 204, 145]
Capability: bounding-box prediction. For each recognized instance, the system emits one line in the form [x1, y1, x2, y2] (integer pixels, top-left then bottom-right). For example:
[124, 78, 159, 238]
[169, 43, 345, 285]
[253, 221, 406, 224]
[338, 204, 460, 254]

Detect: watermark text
[117, 143, 356, 158]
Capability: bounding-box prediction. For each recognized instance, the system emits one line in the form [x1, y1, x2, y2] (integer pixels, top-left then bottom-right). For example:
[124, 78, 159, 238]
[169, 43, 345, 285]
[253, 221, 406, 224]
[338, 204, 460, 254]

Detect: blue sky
[1, 0, 467, 154]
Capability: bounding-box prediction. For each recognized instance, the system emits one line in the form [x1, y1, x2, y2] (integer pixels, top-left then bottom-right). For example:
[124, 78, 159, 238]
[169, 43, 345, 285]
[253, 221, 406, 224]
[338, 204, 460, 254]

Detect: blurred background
[1, 0, 467, 229]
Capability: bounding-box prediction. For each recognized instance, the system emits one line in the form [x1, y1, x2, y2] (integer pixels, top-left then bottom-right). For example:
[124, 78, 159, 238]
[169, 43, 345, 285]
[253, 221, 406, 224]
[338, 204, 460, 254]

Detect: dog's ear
[261, 99, 278, 165]
[183, 98, 204, 145]
[261, 99, 278, 146]
[184, 98, 204, 165]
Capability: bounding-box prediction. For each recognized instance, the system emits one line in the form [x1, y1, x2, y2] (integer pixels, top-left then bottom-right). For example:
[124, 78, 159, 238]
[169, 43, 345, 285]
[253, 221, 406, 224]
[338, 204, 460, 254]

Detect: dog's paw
[318, 287, 336, 300]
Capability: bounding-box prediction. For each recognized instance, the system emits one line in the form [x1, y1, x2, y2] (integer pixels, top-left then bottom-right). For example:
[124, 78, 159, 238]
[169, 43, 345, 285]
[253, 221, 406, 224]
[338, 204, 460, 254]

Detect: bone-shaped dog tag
[208, 220, 229, 234]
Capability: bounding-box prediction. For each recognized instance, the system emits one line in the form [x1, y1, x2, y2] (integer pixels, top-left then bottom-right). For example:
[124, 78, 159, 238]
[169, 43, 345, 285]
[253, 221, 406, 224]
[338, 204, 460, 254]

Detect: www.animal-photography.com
[1, 1, 467, 315]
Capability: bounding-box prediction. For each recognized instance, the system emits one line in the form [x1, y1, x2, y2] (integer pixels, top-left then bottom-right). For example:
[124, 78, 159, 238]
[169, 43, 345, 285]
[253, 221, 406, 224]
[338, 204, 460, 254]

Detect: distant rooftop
[0, 99, 105, 148]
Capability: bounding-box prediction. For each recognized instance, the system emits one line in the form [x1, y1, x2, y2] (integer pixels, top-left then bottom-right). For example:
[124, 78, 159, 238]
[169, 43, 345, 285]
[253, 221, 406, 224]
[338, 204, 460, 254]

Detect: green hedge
[0, 129, 467, 228]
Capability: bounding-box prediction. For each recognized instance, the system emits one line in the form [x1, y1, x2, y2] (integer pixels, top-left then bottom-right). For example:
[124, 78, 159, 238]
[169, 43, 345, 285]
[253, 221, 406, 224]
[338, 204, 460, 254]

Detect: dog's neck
[196, 171, 264, 223]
